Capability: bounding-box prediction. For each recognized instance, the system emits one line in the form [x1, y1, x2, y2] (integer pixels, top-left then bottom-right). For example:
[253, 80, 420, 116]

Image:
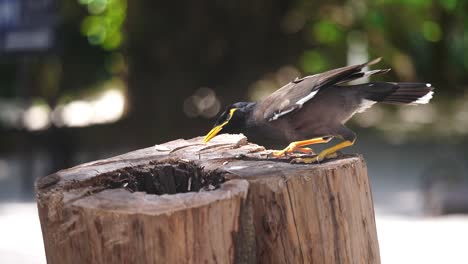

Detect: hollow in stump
[36, 134, 380, 264]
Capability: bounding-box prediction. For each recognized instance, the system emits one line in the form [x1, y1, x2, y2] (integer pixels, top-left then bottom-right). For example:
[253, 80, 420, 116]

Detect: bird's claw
[290, 152, 338, 164]
[290, 157, 315, 164]
[271, 145, 314, 158]
[271, 150, 287, 157]
[320, 152, 337, 160]
[296, 147, 315, 154]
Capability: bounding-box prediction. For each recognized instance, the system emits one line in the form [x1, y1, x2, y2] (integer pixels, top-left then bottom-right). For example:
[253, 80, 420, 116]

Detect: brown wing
[254, 58, 385, 122]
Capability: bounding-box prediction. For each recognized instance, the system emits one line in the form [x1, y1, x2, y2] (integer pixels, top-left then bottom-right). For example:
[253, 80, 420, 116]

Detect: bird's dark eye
[214, 111, 230, 126]
[214, 107, 237, 126]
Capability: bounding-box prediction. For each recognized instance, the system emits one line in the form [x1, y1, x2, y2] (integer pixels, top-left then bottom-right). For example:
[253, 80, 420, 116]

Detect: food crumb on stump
[103, 160, 225, 195]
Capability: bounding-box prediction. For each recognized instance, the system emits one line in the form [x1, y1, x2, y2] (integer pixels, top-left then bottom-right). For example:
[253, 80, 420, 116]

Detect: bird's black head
[204, 102, 253, 143]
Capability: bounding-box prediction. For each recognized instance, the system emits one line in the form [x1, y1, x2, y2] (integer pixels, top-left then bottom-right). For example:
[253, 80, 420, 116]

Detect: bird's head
[203, 102, 252, 143]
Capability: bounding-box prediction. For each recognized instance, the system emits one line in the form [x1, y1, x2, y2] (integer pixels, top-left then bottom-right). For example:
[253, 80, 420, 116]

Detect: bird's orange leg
[292, 139, 355, 163]
[271, 137, 333, 157]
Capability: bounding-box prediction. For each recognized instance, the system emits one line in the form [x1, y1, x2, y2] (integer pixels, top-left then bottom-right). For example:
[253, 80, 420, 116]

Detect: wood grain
[36, 134, 380, 264]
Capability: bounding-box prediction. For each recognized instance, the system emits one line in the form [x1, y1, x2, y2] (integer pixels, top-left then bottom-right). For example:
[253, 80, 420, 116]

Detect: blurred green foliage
[2, 0, 465, 100]
[296, 0, 468, 93]
[1, 0, 468, 142]
[79, 0, 126, 50]
[283, 0, 467, 141]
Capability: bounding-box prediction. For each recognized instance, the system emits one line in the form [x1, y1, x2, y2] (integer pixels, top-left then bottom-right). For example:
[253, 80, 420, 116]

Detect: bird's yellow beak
[203, 108, 238, 143]
[203, 125, 224, 143]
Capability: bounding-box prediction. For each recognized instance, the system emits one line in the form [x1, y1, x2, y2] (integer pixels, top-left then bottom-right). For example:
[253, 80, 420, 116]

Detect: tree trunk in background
[36, 134, 380, 263]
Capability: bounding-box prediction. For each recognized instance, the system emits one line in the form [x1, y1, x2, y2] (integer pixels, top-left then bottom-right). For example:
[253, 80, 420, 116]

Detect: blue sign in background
[0, 0, 20, 30]
[0, 0, 56, 53]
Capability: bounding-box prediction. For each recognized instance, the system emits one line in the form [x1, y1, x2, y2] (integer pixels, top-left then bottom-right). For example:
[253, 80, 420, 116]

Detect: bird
[203, 58, 434, 163]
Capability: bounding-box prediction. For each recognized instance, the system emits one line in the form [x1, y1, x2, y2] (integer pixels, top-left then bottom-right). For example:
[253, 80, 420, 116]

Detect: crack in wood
[284, 178, 306, 263]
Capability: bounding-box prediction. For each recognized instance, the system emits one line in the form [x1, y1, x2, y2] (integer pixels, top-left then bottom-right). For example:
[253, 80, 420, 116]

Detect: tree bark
[36, 134, 380, 264]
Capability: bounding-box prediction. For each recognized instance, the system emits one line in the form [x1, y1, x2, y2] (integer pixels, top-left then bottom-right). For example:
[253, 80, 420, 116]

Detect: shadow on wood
[36, 134, 380, 264]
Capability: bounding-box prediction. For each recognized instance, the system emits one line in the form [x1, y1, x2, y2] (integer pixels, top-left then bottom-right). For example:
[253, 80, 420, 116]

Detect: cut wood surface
[36, 134, 380, 264]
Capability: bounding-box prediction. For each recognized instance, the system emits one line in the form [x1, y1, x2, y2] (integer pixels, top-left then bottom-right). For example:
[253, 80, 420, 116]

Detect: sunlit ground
[377, 215, 468, 264]
[0, 203, 45, 264]
[1, 202, 467, 264]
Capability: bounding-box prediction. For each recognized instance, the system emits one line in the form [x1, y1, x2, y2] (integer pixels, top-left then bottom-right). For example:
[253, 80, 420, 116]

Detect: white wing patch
[363, 69, 386, 77]
[356, 99, 376, 113]
[344, 99, 377, 123]
[413, 90, 434, 105]
[269, 107, 296, 121]
[268, 90, 319, 121]
[296, 90, 319, 106]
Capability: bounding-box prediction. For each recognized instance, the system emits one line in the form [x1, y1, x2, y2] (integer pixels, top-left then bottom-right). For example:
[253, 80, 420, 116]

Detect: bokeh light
[422, 21, 442, 42]
[61, 100, 93, 127]
[183, 88, 221, 118]
[79, 0, 126, 50]
[300, 50, 327, 74]
[58, 89, 126, 127]
[22, 104, 51, 131]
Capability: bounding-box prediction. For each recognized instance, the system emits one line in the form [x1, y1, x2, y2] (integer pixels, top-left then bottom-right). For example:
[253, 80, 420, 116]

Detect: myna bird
[204, 58, 434, 162]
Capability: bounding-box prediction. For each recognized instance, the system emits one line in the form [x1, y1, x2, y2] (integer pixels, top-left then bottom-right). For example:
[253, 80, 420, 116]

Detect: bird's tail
[359, 82, 434, 105]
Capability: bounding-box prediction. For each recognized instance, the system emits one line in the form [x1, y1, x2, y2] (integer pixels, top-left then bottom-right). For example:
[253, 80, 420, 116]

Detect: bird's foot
[318, 152, 338, 161]
[271, 143, 314, 157]
[291, 152, 338, 164]
[271, 142, 299, 157]
[296, 147, 315, 154]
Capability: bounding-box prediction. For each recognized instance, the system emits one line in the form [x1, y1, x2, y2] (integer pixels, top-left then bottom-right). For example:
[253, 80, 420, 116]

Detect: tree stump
[36, 134, 380, 264]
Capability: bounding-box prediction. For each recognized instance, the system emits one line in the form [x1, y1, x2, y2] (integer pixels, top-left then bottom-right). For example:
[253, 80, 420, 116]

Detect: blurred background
[1, 0, 468, 263]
